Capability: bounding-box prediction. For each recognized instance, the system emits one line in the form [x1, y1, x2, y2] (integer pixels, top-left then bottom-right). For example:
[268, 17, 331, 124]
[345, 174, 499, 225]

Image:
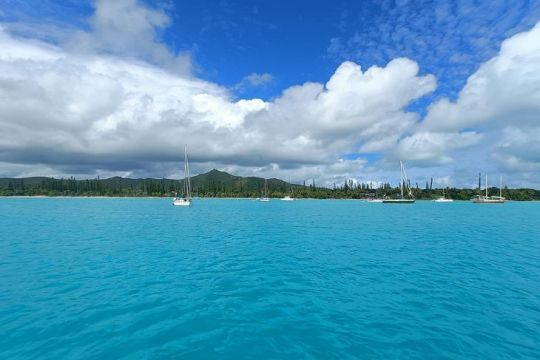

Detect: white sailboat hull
[173, 198, 191, 206]
[433, 198, 453, 202]
[471, 196, 505, 204]
[472, 175, 505, 203]
[173, 145, 192, 207]
[383, 161, 415, 204]
[382, 199, 415, 204]
[259, 179, 270, 202]
[281, 196, 295, 201]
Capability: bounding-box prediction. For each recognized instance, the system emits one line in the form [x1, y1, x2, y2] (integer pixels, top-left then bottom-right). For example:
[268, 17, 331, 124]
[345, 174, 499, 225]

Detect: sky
[0, 0, 540, 188]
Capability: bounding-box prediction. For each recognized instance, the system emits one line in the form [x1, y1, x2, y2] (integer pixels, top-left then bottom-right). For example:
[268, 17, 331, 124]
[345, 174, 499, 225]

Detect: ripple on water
[0, 198, 539, 358]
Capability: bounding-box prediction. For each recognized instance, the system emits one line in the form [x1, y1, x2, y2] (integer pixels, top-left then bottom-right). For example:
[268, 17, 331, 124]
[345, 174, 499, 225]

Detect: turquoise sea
[0, 198, 539, 359]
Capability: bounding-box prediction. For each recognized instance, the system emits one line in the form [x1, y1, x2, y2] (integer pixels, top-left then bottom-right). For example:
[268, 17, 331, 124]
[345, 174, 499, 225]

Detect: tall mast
[289, 176, 292, 196]
[403, 162, 412, 198]
[400, 161, 404, 199]
[187, 147, 191, 198]
[184, 144, 191, 199]
[186, 145, 188, 197]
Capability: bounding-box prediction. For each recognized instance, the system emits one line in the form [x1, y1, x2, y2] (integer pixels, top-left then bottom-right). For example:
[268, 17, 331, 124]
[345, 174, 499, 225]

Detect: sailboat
[433, 188, 453, 202]
[471, 175, 505, 203]
[281, 177, 295, 201]
[382, 161, 415, 204]
[259, 179, 270, 202]
[173, 145, 192, 206]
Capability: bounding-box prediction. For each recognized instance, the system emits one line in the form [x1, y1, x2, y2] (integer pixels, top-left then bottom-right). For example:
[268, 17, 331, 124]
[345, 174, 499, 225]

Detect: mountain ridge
[0, 169, 299, 196]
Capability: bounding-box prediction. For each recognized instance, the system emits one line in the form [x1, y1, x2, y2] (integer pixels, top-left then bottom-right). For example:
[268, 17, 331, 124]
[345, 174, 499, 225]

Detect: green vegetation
[0, 169, 538, 200]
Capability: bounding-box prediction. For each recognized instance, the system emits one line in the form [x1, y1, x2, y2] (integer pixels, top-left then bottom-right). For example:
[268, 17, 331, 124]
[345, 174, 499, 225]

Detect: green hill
[191, 169, 293, 194]
[0, 169, 299, 197]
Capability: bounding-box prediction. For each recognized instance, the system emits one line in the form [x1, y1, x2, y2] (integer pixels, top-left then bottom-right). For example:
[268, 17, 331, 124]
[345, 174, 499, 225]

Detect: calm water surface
[0, 198, 539, 359]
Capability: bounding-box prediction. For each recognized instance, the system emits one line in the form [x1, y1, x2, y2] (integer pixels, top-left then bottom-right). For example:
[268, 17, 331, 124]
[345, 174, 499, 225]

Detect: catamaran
[281, 177, 295, 201]
[259, 179, 270, 202]
[383, 161, 415, 204]
[433, 188, 454, 202]
[173, 145, 192, 207]
[471, 175, 505, 204]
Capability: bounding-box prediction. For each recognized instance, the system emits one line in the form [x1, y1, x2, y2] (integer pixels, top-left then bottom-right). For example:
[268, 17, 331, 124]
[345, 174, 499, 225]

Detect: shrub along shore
[1, 169, 538, 200]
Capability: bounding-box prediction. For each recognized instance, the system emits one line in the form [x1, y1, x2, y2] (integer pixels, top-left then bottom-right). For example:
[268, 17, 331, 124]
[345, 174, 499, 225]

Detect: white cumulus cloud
[67, 0, 192, 76]
[1, 0, 540, 187]
[389, 21, 540, 186]
[0, 9, 436, 186]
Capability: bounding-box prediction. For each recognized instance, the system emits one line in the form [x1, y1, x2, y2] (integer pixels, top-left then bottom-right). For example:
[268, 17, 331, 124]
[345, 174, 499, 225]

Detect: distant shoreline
[1, 196, 539, 202]
[2, 170, 539, 200]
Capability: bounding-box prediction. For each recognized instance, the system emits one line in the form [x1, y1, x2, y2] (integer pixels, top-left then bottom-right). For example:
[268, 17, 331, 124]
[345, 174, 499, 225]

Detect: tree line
[1, 175, 538, 200]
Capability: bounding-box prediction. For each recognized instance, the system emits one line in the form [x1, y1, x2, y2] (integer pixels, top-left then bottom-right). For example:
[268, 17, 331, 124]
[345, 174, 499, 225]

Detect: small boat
[472, 196, 505, 204]
[281, 177, 295, 201]
[173, 197, 191, 206]
[173, 145, 192, 207]
[259, 179, 270, 202]
[367, 198, 384, 203]
[383, 198, 415, 204]
[471, 175, 505, 204]
[433, 189, 453, 202]
[433, 198, 453, 203]
[383, 161, 415, 204]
